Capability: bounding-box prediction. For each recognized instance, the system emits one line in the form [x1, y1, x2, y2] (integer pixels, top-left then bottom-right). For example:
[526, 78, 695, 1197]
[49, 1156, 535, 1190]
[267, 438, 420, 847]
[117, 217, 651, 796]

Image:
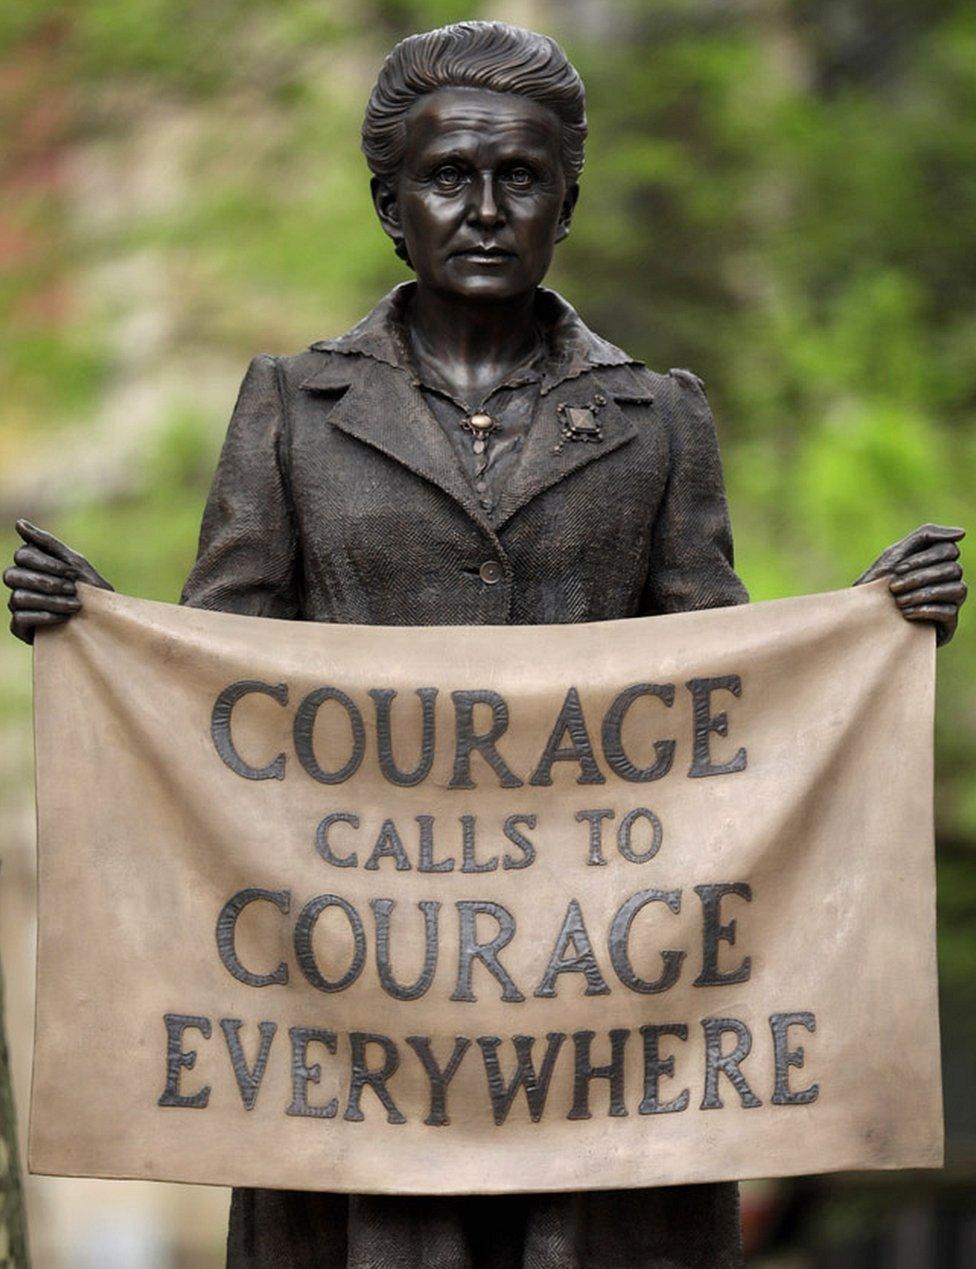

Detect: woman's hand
[4, 519, 113, 645]
[854, 523, 966, 646]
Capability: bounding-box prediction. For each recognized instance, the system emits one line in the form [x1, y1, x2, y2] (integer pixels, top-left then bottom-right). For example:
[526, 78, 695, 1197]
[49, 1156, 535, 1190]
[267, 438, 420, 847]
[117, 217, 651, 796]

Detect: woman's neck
[407, 283, 540, 405]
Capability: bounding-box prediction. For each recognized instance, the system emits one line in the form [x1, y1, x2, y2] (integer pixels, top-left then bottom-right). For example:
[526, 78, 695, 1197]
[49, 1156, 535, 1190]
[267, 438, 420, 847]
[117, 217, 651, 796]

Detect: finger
[12, 545, 78, 578]
[2, 567, 76, 596]
[15, 519, 85, 567]
[905, 524, 966, 551]
[11, 610, 70, 641]
[900, 604, 957, 622]
[858, 525, 967, 582]
[882, 525, 965, 571]
[8, 589, 81, 614]
[893, 541, 959, 573]
[894, 582, 966, 609]
[889, 562, 962, 594]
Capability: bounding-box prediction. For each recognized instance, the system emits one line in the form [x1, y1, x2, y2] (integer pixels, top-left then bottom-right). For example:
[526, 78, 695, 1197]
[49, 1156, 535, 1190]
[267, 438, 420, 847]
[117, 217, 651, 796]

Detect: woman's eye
[506, 167, 534, 188]
[433, 166, 464, 189]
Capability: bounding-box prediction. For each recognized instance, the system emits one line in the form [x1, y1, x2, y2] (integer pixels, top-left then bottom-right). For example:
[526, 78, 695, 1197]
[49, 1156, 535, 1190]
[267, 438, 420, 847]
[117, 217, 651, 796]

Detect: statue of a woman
[3, 21, 966, 1269]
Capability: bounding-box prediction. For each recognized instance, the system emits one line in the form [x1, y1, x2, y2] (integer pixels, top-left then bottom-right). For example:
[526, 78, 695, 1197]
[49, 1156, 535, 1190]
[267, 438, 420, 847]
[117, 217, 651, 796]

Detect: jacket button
[479, 560, 503, 585]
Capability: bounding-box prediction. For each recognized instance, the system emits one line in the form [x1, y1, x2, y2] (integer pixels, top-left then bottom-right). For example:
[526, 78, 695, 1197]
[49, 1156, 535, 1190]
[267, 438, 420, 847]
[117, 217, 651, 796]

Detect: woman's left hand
[854, 523, 967, 646]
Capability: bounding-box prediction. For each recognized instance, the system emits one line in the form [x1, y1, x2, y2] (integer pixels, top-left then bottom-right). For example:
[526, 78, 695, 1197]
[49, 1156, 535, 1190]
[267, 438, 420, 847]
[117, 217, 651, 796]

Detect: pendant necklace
[457, 331, 543, 480]
[459, 410, 499, 480]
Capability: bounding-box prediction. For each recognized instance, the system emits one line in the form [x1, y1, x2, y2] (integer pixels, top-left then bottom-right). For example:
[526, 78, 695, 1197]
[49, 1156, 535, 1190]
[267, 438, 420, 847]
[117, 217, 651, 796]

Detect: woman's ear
[371, 176, 412, 266]
[371, 176, 401, 242]
[554, 182, 580, 245]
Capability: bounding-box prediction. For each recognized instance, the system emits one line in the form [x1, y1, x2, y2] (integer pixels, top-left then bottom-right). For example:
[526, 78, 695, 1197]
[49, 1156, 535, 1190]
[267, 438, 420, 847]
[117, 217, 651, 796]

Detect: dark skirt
[226, 1182, 742, 1268]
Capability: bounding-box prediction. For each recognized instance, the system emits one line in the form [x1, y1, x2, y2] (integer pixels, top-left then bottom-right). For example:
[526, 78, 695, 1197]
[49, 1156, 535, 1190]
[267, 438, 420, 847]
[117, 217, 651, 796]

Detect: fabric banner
[29, 582, 942, 1194]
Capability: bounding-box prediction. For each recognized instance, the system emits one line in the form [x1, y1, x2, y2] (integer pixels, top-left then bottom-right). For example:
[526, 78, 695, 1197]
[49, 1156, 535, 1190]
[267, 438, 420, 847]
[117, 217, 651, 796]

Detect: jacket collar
[299, 284, 647, 535]
[305, 282, 640, 395]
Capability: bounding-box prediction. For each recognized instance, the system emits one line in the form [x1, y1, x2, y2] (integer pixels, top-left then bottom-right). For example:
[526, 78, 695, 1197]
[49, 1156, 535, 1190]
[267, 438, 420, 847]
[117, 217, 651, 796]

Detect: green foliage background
[1, 0, 973, 1255]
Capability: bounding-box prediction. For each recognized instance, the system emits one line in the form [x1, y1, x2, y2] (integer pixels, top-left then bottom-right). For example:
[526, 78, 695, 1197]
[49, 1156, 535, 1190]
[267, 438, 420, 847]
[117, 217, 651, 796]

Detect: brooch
[553, 393, 607, 454]
[460, 411, 498, 456]
[459, 411, 499, 491]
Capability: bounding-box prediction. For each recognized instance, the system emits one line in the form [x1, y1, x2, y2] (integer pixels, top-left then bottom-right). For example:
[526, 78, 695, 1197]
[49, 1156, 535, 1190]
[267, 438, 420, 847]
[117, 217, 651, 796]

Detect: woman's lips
[453, 247, 515, 264]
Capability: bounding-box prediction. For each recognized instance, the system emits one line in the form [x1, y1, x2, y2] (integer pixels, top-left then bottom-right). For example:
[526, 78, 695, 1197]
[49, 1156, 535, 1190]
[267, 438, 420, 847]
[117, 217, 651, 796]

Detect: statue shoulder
[611, 363, 718, 448]
[666, 366, 708, 397]
[595, 361, 702, 407]
[273, 346, 363, 397]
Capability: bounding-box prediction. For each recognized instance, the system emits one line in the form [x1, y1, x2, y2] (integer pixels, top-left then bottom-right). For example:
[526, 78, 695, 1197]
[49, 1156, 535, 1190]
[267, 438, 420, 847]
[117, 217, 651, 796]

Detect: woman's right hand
[4, 519, 113, 644]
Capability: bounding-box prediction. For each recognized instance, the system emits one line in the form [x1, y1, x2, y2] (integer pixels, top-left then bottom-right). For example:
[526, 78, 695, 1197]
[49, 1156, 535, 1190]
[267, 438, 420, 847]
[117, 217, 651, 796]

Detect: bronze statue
[3, 20, 966, 1269]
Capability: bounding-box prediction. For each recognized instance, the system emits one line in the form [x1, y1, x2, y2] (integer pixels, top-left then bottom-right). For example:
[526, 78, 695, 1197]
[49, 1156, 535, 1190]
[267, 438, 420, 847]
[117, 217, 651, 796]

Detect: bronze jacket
[182, 286, 746, 1269]
[181, 285, 747, 625]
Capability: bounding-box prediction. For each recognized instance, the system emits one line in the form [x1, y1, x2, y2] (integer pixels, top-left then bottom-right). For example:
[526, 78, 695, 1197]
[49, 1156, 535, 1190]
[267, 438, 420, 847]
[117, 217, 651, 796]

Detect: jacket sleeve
[640, 369, 749, 615]
[181, 354, 301, 618]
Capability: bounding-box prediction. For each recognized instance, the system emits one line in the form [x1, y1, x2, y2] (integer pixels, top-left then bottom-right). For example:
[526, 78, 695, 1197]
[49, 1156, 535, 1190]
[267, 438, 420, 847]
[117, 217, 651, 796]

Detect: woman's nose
[468, 173, 504, 228]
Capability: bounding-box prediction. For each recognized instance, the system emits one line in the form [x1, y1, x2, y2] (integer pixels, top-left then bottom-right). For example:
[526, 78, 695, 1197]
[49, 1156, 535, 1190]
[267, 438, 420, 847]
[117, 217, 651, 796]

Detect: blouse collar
[309, 282, 641, 396]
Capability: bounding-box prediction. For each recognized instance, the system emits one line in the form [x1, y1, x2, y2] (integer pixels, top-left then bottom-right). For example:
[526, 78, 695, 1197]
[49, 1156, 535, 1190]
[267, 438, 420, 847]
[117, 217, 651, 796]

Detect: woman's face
[373, 86, 578, 303]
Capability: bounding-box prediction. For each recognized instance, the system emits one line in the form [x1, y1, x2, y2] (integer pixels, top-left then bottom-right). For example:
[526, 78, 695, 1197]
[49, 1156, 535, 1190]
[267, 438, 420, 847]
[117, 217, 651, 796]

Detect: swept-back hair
[362, 21, 587, 183]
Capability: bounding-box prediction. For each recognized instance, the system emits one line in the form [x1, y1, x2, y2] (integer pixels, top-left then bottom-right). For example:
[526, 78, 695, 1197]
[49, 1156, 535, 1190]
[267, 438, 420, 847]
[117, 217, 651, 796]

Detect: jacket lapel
[492, 376, 640, 531]
[301, 277, 650, 540]
[300, 359, 496, 534]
